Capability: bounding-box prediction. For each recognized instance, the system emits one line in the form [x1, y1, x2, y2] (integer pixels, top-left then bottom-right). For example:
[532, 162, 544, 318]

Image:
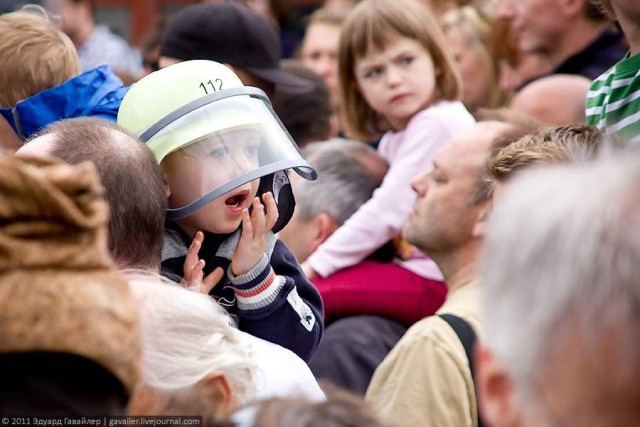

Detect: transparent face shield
[140, 87, 317, 220]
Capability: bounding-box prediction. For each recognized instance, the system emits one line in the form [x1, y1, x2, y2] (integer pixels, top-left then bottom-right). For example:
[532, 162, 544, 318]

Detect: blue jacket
[0, 65, 128, 140]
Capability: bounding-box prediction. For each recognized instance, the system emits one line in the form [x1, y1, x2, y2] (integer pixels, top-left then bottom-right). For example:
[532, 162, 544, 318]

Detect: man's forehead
[436, 122, 511, 170]
[15, 133, 56, 157]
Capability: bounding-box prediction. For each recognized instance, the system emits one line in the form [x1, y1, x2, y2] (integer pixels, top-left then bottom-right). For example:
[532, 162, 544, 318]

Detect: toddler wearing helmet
[118, 60, 323, 361]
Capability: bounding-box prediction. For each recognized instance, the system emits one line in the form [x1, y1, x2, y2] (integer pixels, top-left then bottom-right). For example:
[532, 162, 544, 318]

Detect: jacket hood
[0, 65, 128, 140]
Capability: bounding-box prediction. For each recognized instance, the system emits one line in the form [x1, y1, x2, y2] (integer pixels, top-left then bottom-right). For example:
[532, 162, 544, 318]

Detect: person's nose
[385, 65, 403, 87]
[411, 172, 429, 197]
[317, 56, 335, 79]
[497, 0, 515, 20]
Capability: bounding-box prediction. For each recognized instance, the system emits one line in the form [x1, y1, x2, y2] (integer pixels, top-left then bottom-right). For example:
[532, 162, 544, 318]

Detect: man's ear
[476, 343, 521, 427]
[472, 200, 491, 239]
[196, 371, 235, 417]
[311, 212, 338, 251]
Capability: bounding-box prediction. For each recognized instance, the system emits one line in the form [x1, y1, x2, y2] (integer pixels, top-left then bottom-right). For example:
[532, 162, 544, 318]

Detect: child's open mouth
[224, 189, 250, 211]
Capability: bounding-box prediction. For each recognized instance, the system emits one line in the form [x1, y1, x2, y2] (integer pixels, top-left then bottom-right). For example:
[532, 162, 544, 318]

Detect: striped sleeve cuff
[228, 254, 285, 311]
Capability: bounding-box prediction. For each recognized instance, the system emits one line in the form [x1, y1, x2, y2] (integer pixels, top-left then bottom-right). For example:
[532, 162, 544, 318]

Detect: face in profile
[498, 0, 564, 55]
[445, 26, 493, 111]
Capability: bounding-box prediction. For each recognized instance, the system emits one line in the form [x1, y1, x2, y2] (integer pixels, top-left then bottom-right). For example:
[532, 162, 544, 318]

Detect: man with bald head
[17, 117, 167, 271]
[366, 116, 538, 427]
[510, 74, 592, 125]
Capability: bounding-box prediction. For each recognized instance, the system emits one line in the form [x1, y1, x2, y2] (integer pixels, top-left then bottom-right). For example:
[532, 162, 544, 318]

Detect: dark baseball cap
[160, 2, 313, 93]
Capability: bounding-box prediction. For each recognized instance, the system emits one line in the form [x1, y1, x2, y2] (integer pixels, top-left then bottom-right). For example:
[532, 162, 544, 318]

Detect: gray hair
[482, 147, 640, 404]
[126, 272, 257, 405]
[297, 139, 388, 225]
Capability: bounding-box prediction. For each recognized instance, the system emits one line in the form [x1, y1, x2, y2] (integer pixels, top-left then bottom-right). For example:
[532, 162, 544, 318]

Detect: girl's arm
[306, 109, 466, 277]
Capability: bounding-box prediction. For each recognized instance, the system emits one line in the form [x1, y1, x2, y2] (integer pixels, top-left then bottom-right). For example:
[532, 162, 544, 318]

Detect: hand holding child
[231, 192, 279, 276]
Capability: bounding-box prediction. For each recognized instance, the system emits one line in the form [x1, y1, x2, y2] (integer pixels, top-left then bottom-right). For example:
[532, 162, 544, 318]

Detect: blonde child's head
[338, 0, 462, 140]
[0, 5, 80, 107]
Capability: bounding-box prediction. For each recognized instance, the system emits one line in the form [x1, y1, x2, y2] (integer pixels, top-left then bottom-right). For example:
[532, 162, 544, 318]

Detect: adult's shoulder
[396, 313, 471, 363]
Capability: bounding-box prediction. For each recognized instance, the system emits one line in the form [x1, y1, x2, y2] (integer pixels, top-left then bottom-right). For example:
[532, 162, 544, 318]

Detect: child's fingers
[184, 231, 204, 275]
[183, 258, 205, 289]
[202, 267, 224, 294]
[262, 192, 279, 230]
[241, 207, 253, 239]
[251, 196, 266, 235]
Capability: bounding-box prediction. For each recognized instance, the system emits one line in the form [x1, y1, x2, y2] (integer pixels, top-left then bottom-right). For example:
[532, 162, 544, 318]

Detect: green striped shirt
[586, 52, 640, 143]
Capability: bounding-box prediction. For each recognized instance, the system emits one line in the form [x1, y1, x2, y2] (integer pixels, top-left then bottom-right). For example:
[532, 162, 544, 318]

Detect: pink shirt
[307, 101, 475, 279]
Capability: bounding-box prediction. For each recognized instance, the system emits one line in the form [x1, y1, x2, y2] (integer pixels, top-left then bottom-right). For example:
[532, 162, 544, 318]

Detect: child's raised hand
[183, 231, 224, 294]
[231, 192, 279, 276]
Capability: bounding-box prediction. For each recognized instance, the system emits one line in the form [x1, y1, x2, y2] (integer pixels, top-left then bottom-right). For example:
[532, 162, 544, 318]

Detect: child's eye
[431, 173, 447, 184]
[365, 67, 383, 78]
[209, 147, 230, 159]
[399, 56, 414, 65]
[245, 144, 259, 157]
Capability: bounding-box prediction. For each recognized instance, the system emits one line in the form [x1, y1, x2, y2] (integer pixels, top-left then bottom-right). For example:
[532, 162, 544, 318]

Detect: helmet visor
[144, 88, 316, 219]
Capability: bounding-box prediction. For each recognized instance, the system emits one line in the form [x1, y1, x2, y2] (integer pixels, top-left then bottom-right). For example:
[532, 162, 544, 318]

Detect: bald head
[18, 118, 167, 271]
[510, 74, 592, 125]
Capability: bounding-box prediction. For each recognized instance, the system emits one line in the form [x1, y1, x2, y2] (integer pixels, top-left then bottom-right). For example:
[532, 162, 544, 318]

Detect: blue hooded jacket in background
[0, 65, 128, 140]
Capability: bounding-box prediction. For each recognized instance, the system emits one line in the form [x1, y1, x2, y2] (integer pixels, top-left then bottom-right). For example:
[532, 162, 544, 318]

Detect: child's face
[354, 33, 438, 130]
[162, 128, 262, 235]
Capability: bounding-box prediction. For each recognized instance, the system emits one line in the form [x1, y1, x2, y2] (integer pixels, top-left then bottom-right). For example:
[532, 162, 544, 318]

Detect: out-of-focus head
[60, 0, 94, 42]
[599, 0, 640, 23]
[224, 384, 390, 426]
[272, 60, 335, 149]
[497, 0, 608, 57]
[481, 123, 621, 202]
[338, 0, 462, 141]
[159, 2, 313, 99]
[479, 147, 640, 427]
[279, 139, 388, 262]
[510, 74, 592, 125]
[491, 18, 552, 93]
[300, 7, 345, 112]
[0, 154, 140, 414]
[442, 4, 511, 112]
[17, 117, 167, 271]
[0, 4, 80, 108]
[140, 15, 168, 76]
[127, 273, 256, 421]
